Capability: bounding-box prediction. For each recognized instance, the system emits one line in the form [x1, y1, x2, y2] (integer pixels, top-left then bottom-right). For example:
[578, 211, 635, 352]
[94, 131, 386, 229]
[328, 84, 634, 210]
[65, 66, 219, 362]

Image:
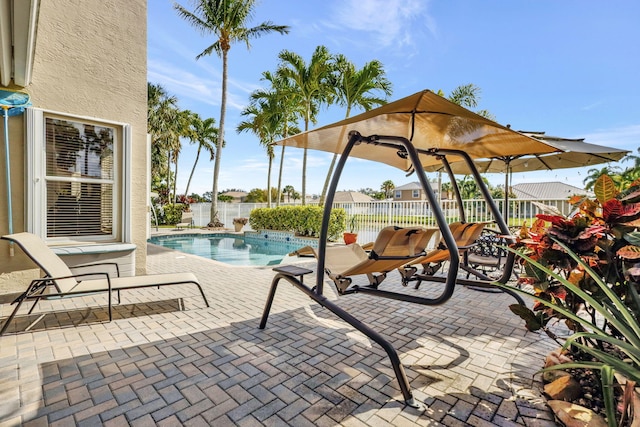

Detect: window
[412, 189, 420, 198]
[26, 109, 131, 243]
[395, 190, 401, 199]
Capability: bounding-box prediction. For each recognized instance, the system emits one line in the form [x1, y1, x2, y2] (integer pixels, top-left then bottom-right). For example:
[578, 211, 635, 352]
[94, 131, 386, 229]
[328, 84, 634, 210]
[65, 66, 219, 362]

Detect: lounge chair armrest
[369, 251, 427, 261]
[70, 262, 120, 277]
[33, 271, 112, 292]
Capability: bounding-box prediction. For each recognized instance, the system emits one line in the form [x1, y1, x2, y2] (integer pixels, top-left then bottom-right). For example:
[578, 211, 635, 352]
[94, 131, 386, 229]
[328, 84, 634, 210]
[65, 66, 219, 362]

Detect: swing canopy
[275, 89, 559, 170]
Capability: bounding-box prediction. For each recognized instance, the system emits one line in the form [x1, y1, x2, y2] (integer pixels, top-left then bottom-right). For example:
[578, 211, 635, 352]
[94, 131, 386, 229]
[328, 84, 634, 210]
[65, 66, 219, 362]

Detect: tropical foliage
[499, 174, 640, 425]
[318, 55, 392, 204]
[275, 45, 335, 204]
[174, 0, 289, 225]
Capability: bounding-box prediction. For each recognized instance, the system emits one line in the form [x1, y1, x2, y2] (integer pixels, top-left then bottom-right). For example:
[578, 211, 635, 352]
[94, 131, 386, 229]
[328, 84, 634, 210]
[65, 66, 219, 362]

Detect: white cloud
[328, 0, 434, 49]
[580, 124, 640, 153]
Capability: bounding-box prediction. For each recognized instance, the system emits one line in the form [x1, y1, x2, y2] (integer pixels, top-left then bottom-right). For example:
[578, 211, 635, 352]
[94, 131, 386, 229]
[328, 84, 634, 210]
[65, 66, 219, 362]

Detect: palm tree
[441, 182, 453, 200]
[174, 0, 289, 225]
[442, 83, 494, 120]
[318, 55, 392, 204]
[283, 185, 294, 203]
[623, 147, 640, 170]
[380, 179, 395, 199]
[457, 175, 480, 199]
[171, 109, 197, 203]
[237, 99, 282, 207]
[583, 165, 622, 190]
[184, 114, 218, 198]
[276, 45, 335, 204]
[252, 70, 303, 207]
[148, 83, 180, 204]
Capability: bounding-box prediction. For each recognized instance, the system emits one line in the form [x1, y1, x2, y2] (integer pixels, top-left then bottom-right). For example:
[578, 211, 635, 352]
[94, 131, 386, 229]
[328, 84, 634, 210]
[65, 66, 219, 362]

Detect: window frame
[412, 189, 420, 198]
[394, 190, 401, 199]
[26, 108, 131, 244]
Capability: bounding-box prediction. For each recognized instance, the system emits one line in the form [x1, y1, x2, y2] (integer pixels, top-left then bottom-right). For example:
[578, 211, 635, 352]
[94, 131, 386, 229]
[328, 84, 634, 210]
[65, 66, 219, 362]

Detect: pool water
[148, 233, 305, 266]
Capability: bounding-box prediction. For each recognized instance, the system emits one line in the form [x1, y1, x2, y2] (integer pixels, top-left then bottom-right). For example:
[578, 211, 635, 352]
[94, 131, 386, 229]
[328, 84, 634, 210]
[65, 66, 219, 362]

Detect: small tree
[381, 180, 395, 199]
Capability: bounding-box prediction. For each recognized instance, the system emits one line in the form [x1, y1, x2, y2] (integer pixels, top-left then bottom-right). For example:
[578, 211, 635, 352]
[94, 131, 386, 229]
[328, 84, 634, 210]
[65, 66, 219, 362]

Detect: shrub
[162, 203, 188, 225]
[497, 175, 640, 425]
[249, 206, 346, 241]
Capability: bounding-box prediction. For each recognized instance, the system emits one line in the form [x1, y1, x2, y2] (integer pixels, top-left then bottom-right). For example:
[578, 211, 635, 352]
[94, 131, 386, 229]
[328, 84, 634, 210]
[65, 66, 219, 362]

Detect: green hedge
[162, 203, 188, 225]
[249, 206, 346, 241]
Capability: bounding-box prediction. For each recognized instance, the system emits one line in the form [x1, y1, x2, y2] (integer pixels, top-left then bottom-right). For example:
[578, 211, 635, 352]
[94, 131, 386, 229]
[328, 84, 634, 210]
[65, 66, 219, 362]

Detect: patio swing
[258, 90, 558, 408]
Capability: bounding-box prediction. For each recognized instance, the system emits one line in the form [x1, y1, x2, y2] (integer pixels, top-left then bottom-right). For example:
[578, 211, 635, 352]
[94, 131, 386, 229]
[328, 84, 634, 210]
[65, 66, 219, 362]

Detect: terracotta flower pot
[234, 223, 244, 232]
[343, 232, 357, 245]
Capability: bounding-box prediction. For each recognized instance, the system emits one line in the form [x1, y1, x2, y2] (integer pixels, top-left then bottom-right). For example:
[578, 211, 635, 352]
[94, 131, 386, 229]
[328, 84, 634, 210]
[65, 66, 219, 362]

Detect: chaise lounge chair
[399, 221, 491, 288]
[295, 226, 438, 294]
[0, 232, 210, 335]
[176, 211, 193, 230]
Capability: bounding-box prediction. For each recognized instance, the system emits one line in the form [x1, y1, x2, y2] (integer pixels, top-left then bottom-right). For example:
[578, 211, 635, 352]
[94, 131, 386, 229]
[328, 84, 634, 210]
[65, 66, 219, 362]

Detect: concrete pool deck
[0, 236, 559, 426]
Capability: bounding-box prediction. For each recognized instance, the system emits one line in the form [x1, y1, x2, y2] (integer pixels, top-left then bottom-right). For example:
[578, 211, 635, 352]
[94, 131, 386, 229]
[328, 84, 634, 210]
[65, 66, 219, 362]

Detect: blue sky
[148, 0, 640, 197]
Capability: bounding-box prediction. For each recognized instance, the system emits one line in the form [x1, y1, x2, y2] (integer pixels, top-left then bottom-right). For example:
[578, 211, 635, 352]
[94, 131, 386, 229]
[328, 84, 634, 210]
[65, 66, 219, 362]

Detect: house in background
[0, 0, 148, 294]
[511, 182, 592, 218]
[220, 191, 248, 203]
[334, 191, 374, 202]
[511, 182, 592, 200]
[393, 181, 439, 201]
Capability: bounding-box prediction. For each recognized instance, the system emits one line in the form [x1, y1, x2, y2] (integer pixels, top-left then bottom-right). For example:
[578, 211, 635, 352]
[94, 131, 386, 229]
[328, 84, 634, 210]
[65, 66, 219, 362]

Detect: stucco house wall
[0, 0, 148, 293]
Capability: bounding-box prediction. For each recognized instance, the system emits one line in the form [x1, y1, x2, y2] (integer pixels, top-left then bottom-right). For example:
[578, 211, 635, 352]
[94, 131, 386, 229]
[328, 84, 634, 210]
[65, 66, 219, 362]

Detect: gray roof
[511, 182, 592, 200]
[334, 191, 374, 202]
[394, 182, 422, 191]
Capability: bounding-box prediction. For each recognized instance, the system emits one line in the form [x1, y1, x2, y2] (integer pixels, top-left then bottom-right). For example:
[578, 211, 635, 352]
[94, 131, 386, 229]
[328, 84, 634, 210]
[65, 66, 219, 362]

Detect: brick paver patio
[0, 241, 559, 426]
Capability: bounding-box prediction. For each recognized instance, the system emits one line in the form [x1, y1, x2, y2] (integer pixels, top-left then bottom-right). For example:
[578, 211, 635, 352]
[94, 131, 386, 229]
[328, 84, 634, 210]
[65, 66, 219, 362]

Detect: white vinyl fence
[186, 198, 574, 243]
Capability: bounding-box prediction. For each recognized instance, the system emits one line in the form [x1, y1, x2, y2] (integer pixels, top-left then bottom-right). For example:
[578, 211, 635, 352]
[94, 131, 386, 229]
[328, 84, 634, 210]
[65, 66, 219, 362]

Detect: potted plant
[343, 215, 359, 245]
[233, 217, 248, 232]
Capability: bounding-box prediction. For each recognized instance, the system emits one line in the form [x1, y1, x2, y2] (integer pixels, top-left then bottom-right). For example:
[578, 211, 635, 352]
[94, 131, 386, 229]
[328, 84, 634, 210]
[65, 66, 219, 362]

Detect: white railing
[188, 198, 574, 244]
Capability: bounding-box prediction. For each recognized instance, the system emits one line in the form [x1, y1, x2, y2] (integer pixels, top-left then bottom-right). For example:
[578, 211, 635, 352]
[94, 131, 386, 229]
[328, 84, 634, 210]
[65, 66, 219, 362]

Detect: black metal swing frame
[259, 130, 522, 408]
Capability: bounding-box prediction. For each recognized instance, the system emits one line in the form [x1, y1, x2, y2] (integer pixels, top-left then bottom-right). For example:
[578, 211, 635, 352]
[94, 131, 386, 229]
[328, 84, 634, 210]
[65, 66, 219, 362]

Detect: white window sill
[51, 243, 137, 256]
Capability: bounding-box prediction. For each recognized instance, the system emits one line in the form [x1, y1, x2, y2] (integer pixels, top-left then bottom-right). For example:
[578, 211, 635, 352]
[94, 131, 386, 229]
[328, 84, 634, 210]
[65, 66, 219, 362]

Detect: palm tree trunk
[166, 152, 172, 204]
[319, 109, 350, 205]
[173, 152, 179, 203]
[210, 49, 228, 225]
[276, 145, 285, 207]
[302, 148, 307, 205]
[301, 115, 309, 205]
[184, 145, 201, 198]
[267, 157, 272, 208]
[318, 153, 338, 205]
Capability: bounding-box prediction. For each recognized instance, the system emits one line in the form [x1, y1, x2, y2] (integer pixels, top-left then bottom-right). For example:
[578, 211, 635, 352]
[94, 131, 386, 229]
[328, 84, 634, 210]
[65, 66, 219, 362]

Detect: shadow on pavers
[3, 290, 556, 425]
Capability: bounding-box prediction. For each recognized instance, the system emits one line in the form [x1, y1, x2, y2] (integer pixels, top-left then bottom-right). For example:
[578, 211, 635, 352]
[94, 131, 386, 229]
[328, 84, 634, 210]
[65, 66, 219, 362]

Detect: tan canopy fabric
[275, 90, 559, 171]
[426, 132, 630, 174]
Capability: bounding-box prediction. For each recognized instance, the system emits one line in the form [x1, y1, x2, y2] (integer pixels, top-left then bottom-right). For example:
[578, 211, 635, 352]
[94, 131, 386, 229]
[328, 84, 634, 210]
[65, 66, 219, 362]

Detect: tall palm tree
[318, 55, 392, 204]
[148, 83, 176, 193]
[252, 70, 303, 206]
[184, 114, 218, 198]
[174, 0, 289, 225]
[276, 45, 334, 205]
[148, 83, 180, 204]
[171, 109, 197, 203]
[237, 100, 280, 207]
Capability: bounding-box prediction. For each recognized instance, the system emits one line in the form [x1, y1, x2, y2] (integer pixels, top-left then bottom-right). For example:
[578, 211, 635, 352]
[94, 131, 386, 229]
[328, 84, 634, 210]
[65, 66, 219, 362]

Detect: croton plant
[511, 174, 640, 333]
[503, 175, 640, 425]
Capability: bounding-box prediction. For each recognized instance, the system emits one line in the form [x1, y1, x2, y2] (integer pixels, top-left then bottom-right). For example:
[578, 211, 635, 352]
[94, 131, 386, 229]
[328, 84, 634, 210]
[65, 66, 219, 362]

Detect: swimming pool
[148, 233, 307, 266]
